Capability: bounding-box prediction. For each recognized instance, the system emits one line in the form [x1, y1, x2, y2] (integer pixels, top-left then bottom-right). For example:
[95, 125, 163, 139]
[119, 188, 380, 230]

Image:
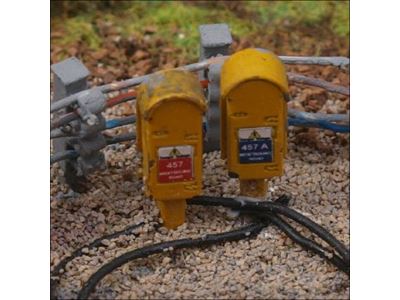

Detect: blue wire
[288, 118, 349, 133]
[106, 116, 136, 129]
[51, 112, 348, 165]
[287, 109, 348, 123]
[106, 119, 120, 129]
[105, 113, 349, 133]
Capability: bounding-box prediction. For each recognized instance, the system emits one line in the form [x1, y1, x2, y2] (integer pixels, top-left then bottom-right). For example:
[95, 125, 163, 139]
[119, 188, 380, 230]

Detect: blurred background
[51, 1, 349, 77]
[51, 0, 349, 120]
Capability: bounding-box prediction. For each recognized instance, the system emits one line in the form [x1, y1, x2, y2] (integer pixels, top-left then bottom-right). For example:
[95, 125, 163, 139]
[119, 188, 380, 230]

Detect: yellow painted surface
[220, 48, 289, 197]
[136, 70, 207, 229]
[240, 179, 268, 198]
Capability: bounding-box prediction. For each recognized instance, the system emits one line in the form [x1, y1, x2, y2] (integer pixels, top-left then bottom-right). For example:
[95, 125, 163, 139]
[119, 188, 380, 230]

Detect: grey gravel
[51, 98, 349, 299]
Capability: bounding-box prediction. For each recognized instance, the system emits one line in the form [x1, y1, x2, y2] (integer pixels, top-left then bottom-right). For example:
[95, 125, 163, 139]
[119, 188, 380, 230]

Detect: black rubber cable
[261, 213, 349, 275]
[77, 223, 267, 299]
[50, 222, 145, 300]
[51, 222, 145, 277]
[188, 196, 350, 265]
[75, 197, 292, 299]
[235, 195, 348, 273]
[53, 195, 349, 299]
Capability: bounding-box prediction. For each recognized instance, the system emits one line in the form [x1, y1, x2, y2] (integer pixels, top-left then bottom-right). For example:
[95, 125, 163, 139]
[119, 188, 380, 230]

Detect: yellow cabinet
[136, 70, 207, 229]
[220, 48, 289, 198]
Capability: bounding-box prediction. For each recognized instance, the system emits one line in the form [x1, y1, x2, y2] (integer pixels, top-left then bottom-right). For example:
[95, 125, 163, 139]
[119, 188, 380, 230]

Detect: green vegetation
[61, 16, 102, 50]
[117, 2, 256, 59]
[51, 1, 349, 60]
[331, 2, 350, 37]
[247, 1, 349, 36]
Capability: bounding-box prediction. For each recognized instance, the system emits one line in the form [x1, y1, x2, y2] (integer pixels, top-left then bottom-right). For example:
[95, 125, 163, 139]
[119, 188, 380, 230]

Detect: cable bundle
[50, 54, 350, 166]
[50, 195, 349, 300]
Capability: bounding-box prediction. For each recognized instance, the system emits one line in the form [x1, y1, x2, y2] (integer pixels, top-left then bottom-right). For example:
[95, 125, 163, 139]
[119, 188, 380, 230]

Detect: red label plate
[158, 145, 194, 183]
[158, 157, 193, 183]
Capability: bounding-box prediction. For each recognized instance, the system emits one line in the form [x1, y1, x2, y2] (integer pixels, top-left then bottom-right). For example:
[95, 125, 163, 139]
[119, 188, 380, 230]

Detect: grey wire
[287, 72, 350, 96]
[288, 109, 349, 124]
[50, 150, 78, 165]
[50, 132, 136, 165]
[50, 128, 67, 139]
[50, 128, 77, 139]
[105, 132, 136, 145]
[50, 53, 349, 113]
[279, 56, 350, 68]
[50, 58, 215, 113]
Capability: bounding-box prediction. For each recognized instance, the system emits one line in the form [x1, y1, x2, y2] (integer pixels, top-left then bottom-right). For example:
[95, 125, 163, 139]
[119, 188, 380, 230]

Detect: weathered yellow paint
[240, 179, 268, 198]
[220, 48, 289, 198]
[136, 69, 207, 229]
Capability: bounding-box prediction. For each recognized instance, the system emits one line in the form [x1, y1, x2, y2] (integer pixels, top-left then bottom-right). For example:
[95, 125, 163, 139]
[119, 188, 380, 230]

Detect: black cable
[193, 196, 350, 263]
[50, 222, 145, 300]
[77, 223, 266, 299]
[261, 213, 349, 275]
[53, 194, 349, 299]
[76, 196, 291, 299]
[188, 196, 350, 265]
[51, 222, 145, 277]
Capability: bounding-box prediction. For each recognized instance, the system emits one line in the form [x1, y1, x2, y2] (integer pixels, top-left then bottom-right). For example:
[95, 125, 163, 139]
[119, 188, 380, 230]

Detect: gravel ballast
[50, 110, 350, 299]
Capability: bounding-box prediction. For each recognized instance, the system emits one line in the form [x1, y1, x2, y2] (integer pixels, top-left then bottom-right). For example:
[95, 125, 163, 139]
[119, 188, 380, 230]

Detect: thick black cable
[236, 195, 348, 273]
[262, 213, 349, 275]
[188, 196, 350, 265]
[53, 194, 350, 298]
[190, 196, 349, 263]
[77, 223, 266, 299]
[50, 222, 145, 300]
[78, 195, 290, 299]
[51, 222, 145, 277]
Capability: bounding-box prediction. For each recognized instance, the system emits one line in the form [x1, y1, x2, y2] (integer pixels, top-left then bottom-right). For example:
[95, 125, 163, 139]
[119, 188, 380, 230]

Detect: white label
[238, 127, 272, 139]
[158, 145, 193, 158]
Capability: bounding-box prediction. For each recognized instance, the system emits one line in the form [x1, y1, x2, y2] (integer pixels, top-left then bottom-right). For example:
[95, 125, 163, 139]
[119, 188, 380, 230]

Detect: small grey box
[199, 23, 232, 60]
[51, 57, 90, 98]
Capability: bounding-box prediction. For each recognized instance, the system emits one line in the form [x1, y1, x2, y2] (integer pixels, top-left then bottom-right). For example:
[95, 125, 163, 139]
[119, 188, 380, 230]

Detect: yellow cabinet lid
[137, 69, 207, 120]
[221, 48, 289, 98]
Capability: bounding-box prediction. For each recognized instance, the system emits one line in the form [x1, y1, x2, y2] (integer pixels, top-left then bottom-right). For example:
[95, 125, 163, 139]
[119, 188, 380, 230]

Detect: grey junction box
[198, 23, 232, 152]
[51, 57, 106, 192]
[199, 23, 233, 60]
